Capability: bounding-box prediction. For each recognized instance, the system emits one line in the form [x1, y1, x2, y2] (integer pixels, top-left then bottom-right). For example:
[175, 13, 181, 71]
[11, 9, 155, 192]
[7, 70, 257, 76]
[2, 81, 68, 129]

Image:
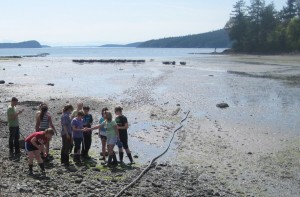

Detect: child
[25, 128, 54, 175]
[91, 111, 119, 167]
[71, 110, 88, 163]
[99, 107, 108, 161]
[35, 104, 57, 161]
[81, 106, 93, 159]
[70, 101, 83, 153]
[60, 104, 74, 166]
[115, 106, 134, 164]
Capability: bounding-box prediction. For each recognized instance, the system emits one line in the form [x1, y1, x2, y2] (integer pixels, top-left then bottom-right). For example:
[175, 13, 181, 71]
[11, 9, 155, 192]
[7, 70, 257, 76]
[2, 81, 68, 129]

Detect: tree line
[137, 29, 231, 48]
[225, 0, 300, 53]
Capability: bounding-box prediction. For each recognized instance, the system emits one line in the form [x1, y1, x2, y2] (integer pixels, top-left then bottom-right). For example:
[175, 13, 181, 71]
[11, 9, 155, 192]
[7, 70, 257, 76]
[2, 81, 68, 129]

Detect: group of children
[7, 97, 134, 175]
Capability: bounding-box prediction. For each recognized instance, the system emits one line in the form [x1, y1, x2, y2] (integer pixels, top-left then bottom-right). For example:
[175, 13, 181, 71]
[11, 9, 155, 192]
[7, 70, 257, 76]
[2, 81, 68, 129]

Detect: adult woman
[25, 128, 54, 175]
[91, 111, 119, 167]
[60, 104, 74, 166]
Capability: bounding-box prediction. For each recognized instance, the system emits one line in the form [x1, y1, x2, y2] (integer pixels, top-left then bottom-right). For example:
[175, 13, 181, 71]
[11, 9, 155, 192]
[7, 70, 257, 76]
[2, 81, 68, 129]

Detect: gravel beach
[0, 55, 299, 197]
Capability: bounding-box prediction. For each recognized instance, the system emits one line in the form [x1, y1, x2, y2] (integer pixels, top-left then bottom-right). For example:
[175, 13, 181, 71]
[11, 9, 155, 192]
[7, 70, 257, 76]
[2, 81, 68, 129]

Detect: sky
[0, 0, 286, 46]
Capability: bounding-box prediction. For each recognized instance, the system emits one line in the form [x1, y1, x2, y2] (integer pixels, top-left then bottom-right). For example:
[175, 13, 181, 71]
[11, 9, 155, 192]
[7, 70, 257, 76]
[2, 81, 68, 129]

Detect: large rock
[216, 103, 229, 109]
[0, 80, 5, 84]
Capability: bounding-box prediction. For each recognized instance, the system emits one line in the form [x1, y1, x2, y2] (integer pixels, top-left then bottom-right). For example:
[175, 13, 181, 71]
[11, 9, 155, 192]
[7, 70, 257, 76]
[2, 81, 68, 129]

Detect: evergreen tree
[225, 0, 248, 51]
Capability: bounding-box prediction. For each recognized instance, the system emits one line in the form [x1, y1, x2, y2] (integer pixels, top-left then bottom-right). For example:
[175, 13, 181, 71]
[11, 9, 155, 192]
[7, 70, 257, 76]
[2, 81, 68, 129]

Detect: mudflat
[0, 54, 299, 196]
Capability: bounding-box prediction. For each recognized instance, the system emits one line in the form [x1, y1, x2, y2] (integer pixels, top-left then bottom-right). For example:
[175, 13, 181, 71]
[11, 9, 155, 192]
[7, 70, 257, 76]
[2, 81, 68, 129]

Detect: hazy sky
[1, 0, 286, 46]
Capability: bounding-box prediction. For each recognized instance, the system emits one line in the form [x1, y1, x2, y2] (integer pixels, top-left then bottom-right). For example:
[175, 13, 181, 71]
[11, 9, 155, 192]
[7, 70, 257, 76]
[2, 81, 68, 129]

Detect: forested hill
[0, 40, 42, 48]
[137, 29, 231, 48]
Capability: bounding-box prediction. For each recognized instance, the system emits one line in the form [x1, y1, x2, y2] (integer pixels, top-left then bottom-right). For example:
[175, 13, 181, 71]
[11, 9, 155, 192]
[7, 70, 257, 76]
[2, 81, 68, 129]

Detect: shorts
[119, 134, 129, 149]
[25, 142, 39, 152]
[107, 136, 117, 145]
[100, 135, 107, 140]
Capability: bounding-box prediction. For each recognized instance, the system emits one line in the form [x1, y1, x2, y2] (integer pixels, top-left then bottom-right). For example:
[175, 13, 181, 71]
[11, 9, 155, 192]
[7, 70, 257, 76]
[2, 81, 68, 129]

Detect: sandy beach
[0, 54, 299, 197]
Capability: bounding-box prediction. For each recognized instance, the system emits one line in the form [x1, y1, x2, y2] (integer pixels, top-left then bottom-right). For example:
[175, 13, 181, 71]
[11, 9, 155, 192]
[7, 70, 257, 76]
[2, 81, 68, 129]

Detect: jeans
[61, 134, 72, 155]
[9, 126, 20, 152]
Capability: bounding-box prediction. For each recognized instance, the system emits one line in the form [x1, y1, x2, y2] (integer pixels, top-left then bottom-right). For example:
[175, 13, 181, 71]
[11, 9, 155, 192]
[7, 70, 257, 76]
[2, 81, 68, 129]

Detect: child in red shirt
[25, 128, 54, 175]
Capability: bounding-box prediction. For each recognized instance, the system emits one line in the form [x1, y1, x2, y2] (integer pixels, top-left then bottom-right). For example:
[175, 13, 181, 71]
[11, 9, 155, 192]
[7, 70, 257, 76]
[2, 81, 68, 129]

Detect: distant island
[100, 29, 231, 48]
[0, 40, 42, 48]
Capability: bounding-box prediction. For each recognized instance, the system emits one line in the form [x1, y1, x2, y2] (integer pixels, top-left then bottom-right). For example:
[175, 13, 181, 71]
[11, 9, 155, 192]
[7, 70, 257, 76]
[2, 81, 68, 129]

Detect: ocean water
[0, 47, 226, 58]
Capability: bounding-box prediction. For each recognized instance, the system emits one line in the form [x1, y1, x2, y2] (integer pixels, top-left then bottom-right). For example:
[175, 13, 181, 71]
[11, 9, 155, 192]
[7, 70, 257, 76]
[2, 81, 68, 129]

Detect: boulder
[0, 80, 5, 84]
[216, 103, 229, 109]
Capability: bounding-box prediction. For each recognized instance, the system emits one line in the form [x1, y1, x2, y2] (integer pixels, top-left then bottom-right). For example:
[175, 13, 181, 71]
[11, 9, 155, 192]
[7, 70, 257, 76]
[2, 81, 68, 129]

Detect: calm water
[0, 47, 226, 58]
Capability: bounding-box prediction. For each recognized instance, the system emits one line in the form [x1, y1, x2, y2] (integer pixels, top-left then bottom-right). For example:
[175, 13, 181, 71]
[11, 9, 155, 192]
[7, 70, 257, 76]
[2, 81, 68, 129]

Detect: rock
[8, 82, 14, 85]
[133, 155, 139, 158]
[247, 152, 253, 155]
[209, 75, 214, 77]
[18, 64, 21, 66]
[0, 80, 5, 84]
[92, 167, 100, 172]
[75, 178, 83, 184]
[216, 103, 229, 109]
[46, 83, 54, 86]
[151, 182, 162, 188]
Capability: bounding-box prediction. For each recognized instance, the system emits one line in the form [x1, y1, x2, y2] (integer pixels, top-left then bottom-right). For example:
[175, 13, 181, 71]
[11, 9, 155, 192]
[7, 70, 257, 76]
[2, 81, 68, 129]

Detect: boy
[81, 106, 93, 159]
[7, 97, 24, 156]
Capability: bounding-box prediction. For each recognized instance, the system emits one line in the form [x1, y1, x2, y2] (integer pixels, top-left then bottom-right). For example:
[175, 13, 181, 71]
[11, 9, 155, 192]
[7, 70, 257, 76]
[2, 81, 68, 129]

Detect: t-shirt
[115, 115, 128, 138]
[7, 105, 19, 127]
[101, 120, 117, 138]
[71, 110, 79, 119]
[61, 112, 72, 136]
[83, 114, 93, 128]
[71, 118, 84, 139]
[99, 117, 106, 136]
[25, 131, 48, 145]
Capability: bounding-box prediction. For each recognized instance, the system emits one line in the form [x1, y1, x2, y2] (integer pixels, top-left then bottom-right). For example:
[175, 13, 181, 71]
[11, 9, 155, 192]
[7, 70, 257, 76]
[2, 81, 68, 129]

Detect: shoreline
[0, 55, 299, 196]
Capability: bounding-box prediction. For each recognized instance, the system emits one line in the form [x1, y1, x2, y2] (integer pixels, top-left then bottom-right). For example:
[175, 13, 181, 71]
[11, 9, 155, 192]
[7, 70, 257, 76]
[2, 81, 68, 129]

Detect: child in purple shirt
[71, 111, 88, 163]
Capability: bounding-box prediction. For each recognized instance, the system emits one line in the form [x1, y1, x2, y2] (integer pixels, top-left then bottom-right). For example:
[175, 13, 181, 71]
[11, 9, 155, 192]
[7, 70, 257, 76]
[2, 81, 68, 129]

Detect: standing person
[70, 101, 83, 153]
[81, 106, 93, 159]
[115, 106, 134, 164]
[7, 97, 24, 156]
[25, 128, 54, 175]
[98, 107, 108, 161]
[91, 111, 119, 167]
[60, 104, 74, 167]
[71, 111, 88, 163]
[35, 104, 57, 161]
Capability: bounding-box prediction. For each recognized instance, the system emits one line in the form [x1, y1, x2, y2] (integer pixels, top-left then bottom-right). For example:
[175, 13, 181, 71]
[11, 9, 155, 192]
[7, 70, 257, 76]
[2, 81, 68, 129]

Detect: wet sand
[0, 54, 299, 196]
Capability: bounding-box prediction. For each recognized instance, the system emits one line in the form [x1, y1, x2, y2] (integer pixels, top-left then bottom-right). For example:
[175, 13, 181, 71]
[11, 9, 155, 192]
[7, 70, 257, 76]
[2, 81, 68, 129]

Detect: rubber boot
[38, 163, 46, 175]
[112, 153, 118, 166]
[107, 155, 113, 167]
[127, 153, 134, 164]
[65, 154, 70, 167]
[28, 164, 33, 175]
[61, 153, 65, 164]
[119, 152, 124, 163]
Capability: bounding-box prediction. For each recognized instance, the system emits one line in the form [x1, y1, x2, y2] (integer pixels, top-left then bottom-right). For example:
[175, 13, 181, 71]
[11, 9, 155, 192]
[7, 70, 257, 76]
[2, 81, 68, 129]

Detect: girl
[72, 111, 88, 163]
[25, 128, 54, 175]
[35, 104, 57, 161]
[91, 111, 119, 167]
[60, 104, 74, 166]
[98, 107, 108, 161]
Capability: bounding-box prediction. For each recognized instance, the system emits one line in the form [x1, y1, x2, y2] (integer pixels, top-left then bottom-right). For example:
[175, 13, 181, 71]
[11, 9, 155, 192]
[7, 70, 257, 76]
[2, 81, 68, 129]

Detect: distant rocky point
[0, 40, 43, 48]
